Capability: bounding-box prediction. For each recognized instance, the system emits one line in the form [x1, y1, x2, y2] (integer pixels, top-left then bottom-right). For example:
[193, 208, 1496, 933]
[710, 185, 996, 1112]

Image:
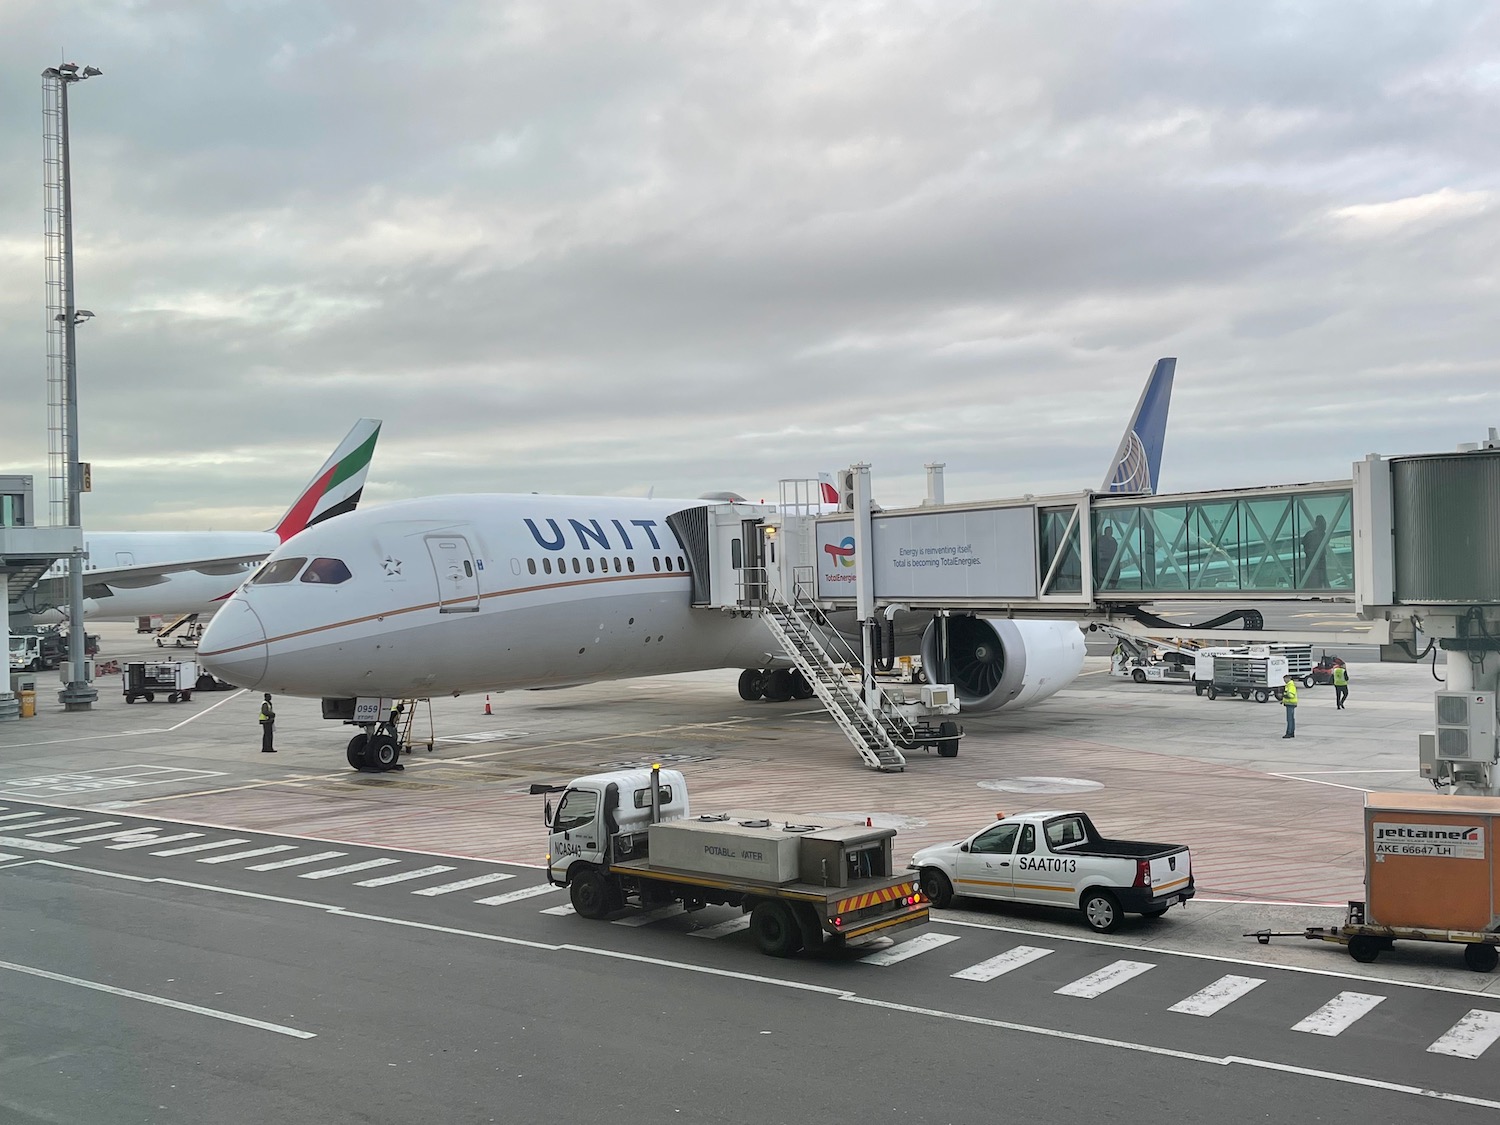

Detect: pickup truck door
[954, 822, 1020, 901]
[1010, 822, 1077, 908]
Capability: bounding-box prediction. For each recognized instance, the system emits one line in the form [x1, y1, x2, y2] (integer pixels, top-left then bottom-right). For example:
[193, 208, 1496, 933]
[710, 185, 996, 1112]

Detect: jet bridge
[0, 475, 82, 721]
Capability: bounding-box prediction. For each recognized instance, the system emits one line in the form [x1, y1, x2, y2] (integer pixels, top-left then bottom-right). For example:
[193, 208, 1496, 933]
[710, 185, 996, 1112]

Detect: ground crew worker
[1332, 661, 1349, 710]
[1281, 674, 1298, 739]
[259, 693, 276, 753]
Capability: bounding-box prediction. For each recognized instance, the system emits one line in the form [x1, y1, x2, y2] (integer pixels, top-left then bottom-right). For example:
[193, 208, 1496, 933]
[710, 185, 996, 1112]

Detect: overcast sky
[2, 2, 1497, 531]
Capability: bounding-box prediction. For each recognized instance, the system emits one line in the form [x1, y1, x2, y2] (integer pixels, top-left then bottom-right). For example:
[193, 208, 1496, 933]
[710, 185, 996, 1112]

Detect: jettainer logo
[1372, 822, 1485, 860]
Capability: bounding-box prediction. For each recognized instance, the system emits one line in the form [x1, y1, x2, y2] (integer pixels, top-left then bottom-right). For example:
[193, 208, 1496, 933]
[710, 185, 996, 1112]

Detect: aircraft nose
[198, 599, 268, 689]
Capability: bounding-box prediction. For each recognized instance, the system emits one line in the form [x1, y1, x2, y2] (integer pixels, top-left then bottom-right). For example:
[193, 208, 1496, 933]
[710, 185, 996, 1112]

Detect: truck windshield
[970, 823, 1020, 855]
[553, 789, 598, 833]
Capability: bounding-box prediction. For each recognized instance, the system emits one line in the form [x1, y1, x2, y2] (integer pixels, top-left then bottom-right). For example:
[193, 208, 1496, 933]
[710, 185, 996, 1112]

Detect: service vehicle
[7, 627, 97, 673]
[536, 765, 929, 957]
[122, 659, 198, 703]
[1299, 652, 1343, 688]
[909, 810, 1194, 933]
[1192, 642, 1312, 700]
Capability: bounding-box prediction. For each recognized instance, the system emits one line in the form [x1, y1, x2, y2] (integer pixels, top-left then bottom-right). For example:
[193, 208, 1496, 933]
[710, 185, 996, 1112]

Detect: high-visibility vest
[1282, 681, 1298, 706]
[1332, 666, 1348, 686]
[259, 702, 274, 724]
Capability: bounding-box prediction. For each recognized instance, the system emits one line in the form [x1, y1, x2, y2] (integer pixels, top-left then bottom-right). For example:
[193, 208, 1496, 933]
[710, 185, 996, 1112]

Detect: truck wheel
[1253, 689, 1269, 704]
[737, 669, 765, 701]
[920, 868, 954, 909]
[368, 734, 401, 771]
[346, 734, 371, 770]
[762, 669, 794, 702]
[750, 901, 803, 957]
[1132, 669, 1147, 684]
[936, 721, 960, 758]
[1302, 676, 1315, 689]
[1347, 935, 1381, 964]
[569, 869, 619, 920]
[1464, 943, 1499, 973]
[1193, 682, 1204, 696]
[1081, 889, 1122, 934]
[1206, 685, 1218, 701]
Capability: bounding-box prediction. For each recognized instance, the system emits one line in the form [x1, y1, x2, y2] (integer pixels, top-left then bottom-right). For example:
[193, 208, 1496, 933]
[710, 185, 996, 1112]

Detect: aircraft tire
[737, 669, 766, 701]
[368, 734, 401, 771]
[790, 670, 815, 699]
[762, 669, 795, 702]
[346, 734, 371, 771]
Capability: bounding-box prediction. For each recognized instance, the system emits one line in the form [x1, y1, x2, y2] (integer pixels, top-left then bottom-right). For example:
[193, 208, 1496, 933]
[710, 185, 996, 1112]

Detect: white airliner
[22, 419, 381, 624]
[199, 362, 1174, 770]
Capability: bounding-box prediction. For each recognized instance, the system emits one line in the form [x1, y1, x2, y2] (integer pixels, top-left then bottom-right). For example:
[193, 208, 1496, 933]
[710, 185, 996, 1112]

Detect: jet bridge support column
[0, 572, 15, 722]
[850, 464, 876, 708]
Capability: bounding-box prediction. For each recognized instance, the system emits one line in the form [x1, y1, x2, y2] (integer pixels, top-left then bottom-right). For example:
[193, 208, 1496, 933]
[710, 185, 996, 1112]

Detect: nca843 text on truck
[536, 765, 929, 957]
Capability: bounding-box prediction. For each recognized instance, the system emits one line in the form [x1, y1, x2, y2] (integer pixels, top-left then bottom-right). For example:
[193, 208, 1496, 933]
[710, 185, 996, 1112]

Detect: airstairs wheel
[936, 720, 960, 758]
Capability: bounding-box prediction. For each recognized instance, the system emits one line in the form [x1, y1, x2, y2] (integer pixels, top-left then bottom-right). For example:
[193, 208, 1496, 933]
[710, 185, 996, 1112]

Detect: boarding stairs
[754, 583, 914, 772]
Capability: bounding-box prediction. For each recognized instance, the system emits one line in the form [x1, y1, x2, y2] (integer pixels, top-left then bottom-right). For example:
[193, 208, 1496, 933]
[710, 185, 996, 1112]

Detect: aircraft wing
[24, 554, 268, 607]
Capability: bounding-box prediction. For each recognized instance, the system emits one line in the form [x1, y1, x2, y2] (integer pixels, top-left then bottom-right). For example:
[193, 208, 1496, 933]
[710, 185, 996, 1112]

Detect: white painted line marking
[109, 832, 203, 851]
[0, 853, 21, 863]
[540, 904, 577, 917]
[859, 932, 961, 965]
[29, 820, 120, 837]
[354, 865, 457, 887]
[689, 916, 753, 940]
[952, 945, 1052, 981]
[1428, 1010, 1500, 1059]
[247, 851, 347, 871]
[474, 884, 563, 906]
[1169, 975, 1266, 1016]
[0, 957, 314, 1039]
[151, 838, 250, 857]
[0, 812, 49, 823]
[0, 835, 77, 853]
[1292, 991, 1386, 1036]
[198, 845, 297, 865]
[1056, 960, 1156, 998]
[614, 904, 686, 927]
[411, 872, 515, 897]
[65, 828, 156, 843]
[299, 858, 399, 880]
[13, 817, 80, 831]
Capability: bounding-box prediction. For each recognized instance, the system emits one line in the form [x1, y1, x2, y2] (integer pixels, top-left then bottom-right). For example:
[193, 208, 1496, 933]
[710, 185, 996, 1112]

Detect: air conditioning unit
[1434, 691, 1497, 762]
[921, 684, 953, 708]
[836, 468, 856, 513]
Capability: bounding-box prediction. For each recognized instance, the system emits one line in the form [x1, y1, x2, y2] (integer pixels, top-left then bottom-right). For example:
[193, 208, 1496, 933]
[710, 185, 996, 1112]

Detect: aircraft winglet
[271, 419, 383, 541]
[1101, 358, 1175, 495]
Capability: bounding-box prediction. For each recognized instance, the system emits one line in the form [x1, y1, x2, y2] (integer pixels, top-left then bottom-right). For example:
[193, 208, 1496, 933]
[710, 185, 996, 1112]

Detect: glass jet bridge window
[301, 557, 352, 584]
[252, 557, 308, 584]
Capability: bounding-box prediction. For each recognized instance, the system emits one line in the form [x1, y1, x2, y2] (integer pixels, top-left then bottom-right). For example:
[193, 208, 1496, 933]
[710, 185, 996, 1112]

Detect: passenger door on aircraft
[425, 535, 480, 613]
[115, 551, 136, 566]
[954, 821, 1020, 900]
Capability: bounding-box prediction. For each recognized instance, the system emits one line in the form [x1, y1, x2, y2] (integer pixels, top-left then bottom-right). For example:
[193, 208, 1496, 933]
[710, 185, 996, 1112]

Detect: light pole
[42, 62, 102, 710]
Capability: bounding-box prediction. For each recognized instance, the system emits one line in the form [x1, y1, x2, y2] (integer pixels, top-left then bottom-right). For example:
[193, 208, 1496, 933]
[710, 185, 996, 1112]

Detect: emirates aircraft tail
[271, 418, 383, 540]
[1101, 358, 1175, 495]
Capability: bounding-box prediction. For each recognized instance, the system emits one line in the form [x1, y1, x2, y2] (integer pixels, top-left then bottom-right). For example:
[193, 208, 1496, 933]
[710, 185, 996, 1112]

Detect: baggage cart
[123, 660, 198, 704]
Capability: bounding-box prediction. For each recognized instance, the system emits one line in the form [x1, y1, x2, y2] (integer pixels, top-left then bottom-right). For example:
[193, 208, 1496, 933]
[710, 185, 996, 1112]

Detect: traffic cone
[866, 817, 873, 827]
[483, 694, 492, 716]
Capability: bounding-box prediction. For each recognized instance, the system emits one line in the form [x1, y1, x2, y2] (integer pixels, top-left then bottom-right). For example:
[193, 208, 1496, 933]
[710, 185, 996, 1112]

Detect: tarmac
[4, 619, 1493, 996]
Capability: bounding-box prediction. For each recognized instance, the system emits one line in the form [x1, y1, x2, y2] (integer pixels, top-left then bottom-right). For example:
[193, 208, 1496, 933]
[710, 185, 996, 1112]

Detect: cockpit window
[301, 557, 352, 585]
[252, 557, 307, 585]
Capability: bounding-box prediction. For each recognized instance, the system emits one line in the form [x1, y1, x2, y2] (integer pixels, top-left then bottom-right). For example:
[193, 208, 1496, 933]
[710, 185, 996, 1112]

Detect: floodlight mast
[41, 62, 102, 710]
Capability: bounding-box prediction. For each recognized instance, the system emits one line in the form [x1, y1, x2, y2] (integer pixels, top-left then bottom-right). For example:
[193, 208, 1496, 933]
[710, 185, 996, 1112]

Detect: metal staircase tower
[752, 579, 914, 772]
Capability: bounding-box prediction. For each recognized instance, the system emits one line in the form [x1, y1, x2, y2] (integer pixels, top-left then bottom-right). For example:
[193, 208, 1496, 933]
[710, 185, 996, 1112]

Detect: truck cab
[544, 767, 688, 882]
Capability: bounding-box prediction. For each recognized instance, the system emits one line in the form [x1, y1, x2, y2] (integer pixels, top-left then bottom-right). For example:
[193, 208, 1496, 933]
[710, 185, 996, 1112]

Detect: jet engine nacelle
[920, 617, 1085, 712]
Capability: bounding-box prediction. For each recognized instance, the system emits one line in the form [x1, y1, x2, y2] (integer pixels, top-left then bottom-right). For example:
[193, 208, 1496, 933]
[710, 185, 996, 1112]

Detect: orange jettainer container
[1365, 792, 1500, 931]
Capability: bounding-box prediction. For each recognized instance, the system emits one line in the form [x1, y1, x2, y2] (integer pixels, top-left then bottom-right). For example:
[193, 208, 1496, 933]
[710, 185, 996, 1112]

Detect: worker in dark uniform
[1332, 661, 1349, 710]
[259, 693, 276, 753]
[1281, 675, 1298, 739]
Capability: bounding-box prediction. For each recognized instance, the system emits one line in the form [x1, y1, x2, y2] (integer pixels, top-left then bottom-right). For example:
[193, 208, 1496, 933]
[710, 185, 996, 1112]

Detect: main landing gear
[738, 668, 816, 702]
[345, 727, 405, 772]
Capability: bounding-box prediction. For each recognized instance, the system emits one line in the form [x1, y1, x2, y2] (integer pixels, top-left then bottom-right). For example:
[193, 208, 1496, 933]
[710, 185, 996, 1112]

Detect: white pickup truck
[908, 810, 1194, 934]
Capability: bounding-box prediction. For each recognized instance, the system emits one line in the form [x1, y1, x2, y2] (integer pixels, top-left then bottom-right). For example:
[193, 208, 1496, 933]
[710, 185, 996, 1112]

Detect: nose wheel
[346, 730, 405, 772]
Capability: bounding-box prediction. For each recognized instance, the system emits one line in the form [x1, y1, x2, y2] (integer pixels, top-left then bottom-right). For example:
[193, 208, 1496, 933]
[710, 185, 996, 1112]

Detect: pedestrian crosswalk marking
[859, 932, 961, 965]
[1168, 975, 1266, 1016]
[152, 838, 250, 857]
[952, 945, 1052, 982]
[29, 820, 119, 837]
[65, 828, 151, 843]
[354, 865, 456, 887]
[614, 904, 686, 927]
[411, 873, 514, 897]
[248, 851, 347, 872]
[199, 845, 297, 865]
[299, 858, 399, 880]
[0, 812, 49, 823]
[1056, 959, 1155, 998]
[474, 884, 562, 906]
[688, 916, 752, 940]
[540, 904, 577, 917]
[0, 853, 21, 863]
[1428, 1010, 1500, 1059]
[1292, 991, 1386, 1036]
[110, 832, 204, 851]
[0, 835, 77, 853]
[10, 817, 79, 831]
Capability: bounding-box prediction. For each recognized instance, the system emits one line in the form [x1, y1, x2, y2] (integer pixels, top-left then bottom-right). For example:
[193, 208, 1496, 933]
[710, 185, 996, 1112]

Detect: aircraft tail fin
[1101, 358, 1175, 494]
[270, 419, 383, 541]
[818, 472, 839, 507]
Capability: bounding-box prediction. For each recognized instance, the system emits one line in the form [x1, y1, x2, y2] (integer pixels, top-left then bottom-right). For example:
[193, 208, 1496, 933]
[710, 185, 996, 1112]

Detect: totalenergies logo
[824, 536, 856, 568]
